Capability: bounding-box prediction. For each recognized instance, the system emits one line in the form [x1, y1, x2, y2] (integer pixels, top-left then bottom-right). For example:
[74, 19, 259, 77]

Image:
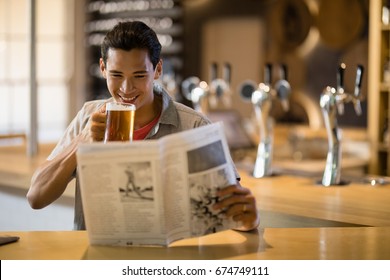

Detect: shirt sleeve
[47, 100, 105, 160]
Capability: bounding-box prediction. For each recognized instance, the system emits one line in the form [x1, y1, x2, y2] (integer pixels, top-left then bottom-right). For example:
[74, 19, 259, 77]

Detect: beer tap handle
[354, 64, 364, 98]
[336, 63, 346, 115]
[275, 63, 291, 112]
[337, 63, 346, 93]
[280, 63, 288, 81]
[264, 63, 272, 85]
[223, 62, 231, 85]
[219, 62, 232, 108]
[353, 64, 364, 115]
[210, 62, 218, 82]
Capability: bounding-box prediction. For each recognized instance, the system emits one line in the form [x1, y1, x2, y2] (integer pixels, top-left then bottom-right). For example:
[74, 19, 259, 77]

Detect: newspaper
[76, 122, 239, 246]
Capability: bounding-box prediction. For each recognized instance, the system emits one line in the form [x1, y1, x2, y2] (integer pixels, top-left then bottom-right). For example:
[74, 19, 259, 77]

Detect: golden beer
[104, 102, 135, 142]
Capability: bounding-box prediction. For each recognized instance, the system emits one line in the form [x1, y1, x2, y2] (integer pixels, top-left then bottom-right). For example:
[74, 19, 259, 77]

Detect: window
[0, 0, 74, 142]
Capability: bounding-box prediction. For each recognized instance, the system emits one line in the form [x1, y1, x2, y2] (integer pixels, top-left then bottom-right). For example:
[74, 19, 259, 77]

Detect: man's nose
[120, 79, 133, 93]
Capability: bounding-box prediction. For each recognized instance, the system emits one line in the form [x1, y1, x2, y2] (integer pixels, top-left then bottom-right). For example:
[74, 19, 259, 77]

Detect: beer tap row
[177, 62, 364, 187]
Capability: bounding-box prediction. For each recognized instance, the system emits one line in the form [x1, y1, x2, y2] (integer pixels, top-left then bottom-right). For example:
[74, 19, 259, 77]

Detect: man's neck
[134, 95, 162, 130]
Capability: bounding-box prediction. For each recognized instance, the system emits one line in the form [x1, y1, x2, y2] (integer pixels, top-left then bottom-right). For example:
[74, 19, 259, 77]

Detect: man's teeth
[122, 96, 136, 102]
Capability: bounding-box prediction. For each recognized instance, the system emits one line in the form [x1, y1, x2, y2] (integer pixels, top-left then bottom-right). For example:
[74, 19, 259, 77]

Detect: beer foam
[106, 102, 136, 111]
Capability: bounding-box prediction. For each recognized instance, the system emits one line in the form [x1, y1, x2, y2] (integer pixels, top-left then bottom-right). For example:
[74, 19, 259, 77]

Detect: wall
[182, 0, 369, 128]
[201, 17, 264, 119]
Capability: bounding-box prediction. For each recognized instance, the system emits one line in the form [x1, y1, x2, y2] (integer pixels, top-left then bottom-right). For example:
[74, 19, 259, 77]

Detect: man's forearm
[27, 141, 78, 209]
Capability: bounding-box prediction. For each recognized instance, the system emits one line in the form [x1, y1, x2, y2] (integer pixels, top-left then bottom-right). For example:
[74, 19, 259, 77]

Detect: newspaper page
[160, 122, 239, 244]
[77, 140, 168, 246]
[77, 122, 239, 246]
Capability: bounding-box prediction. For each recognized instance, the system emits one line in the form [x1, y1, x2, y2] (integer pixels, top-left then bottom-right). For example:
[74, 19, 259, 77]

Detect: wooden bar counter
[1, 227, 389, 260]
[238, 169, 390, 228]
[1, 169, 390, 259]
[1, 143, 390, 260]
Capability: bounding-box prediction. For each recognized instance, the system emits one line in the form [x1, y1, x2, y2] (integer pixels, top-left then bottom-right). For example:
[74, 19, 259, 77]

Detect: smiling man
[27, 21, 259, 232]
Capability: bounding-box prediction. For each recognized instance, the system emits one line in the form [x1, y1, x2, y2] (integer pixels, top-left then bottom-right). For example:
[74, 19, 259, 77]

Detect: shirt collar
[153, 83, 179, 128]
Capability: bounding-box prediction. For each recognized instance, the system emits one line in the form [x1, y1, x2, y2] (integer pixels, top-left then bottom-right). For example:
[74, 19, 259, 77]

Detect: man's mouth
[120, 95, 137, 103]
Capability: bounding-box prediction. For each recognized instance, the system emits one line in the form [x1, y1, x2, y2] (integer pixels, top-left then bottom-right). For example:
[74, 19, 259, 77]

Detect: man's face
[100, 48, 162, 112]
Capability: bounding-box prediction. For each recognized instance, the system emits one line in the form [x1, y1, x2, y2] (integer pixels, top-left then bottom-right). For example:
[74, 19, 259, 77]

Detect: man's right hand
[90, 104, 107, 142]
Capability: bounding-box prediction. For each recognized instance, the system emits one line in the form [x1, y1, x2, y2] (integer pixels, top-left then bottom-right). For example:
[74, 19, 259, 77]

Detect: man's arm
[27, 135, 80, 209]
[27, 107, 107, 209]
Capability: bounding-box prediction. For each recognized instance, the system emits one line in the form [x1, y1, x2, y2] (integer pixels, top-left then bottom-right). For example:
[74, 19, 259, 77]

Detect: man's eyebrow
[133, 70, 148, 74]
[108, 69, 149, 74]
[108, 70, 122, 74]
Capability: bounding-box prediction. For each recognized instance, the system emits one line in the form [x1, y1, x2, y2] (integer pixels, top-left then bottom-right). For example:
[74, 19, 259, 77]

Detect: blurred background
[0, 0, 380, 230]
[0, 0, 369, 144]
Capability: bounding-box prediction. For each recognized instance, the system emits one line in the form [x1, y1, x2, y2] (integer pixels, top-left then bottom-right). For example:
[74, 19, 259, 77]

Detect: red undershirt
[133, 114, 161, 140]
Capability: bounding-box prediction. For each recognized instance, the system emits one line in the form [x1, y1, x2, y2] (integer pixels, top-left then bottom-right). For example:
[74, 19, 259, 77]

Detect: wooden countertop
[239, 169, 390, 227]
[1, 227, 389, 260]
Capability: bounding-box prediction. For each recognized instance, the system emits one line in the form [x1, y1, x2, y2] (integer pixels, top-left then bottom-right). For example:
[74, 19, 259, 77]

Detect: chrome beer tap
[251, 63, 291, 178]
[209, 62, 232, 109]
[320, 63, 364, 186]
[181, 76, 209, 113]
[182, 62, 232, 113]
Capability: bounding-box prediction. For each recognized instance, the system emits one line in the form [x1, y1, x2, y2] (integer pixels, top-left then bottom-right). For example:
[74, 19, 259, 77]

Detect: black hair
[101, 21, 162, 69]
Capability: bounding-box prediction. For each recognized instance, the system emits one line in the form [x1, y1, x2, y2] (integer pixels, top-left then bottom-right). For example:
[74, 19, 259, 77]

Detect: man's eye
[135, 75, 146, 78]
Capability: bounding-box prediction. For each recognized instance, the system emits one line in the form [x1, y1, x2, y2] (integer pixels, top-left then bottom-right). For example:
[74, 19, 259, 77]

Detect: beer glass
[104, 102, 136, 142]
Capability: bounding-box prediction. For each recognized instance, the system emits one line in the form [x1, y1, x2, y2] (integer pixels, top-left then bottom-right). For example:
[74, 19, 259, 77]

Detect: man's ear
[99, 58, 107, 79]
[154, 59, 163, 79]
